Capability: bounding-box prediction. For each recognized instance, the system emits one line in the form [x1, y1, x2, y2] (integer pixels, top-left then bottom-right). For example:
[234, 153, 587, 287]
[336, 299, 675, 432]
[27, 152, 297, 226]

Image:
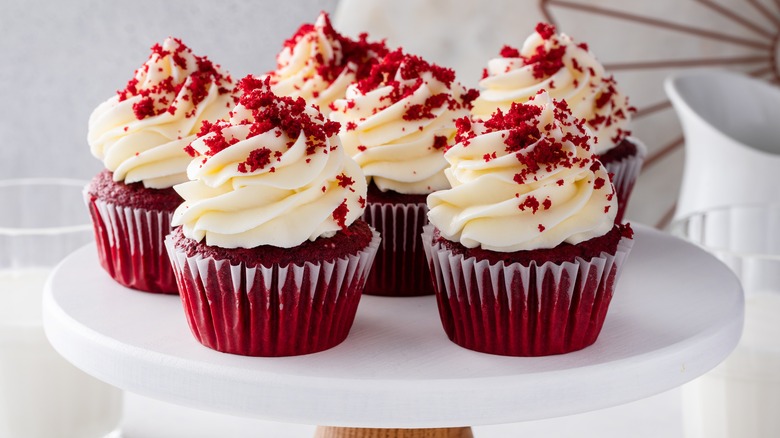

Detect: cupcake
[330, 48, 478, 296]
[262, 11, 388, 116]
[425, 92, 634, 356]
[86, 37, 237, 293]
[165, 77, 379, 357]
[472, 23, 645, 223]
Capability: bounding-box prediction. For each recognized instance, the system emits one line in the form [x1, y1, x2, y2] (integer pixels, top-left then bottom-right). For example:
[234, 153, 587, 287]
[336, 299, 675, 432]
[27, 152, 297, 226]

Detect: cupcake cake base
[85, 170, 180, 294]
[423, 225, 634, 357]
[166, 221, 380, 357]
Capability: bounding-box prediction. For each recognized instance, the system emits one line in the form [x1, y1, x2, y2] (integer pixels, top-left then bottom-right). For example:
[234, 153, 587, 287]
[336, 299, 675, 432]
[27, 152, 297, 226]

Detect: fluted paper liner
[362, 201, 433, 296]
[85, 194, 178, 294]
[165, 229, 380, 357]
[605, 137, 646, 224]
[422, 226, 634, 356]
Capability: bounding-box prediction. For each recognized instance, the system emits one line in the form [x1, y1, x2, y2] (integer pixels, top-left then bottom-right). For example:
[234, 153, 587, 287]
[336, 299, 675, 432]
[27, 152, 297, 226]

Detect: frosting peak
[172, 77, 367, 249]
[473, 23, 633, 155]
[264, 12, 388, 116]
[330, 49, 478, 195]
[88, 37, 237, 188]
[428, 92, 617, 252]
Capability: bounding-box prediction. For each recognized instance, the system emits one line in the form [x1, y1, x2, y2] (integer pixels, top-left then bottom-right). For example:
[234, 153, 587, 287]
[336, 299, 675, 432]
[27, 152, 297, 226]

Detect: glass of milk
[671, 203, 780, 438]
[0, 179, 123, 438]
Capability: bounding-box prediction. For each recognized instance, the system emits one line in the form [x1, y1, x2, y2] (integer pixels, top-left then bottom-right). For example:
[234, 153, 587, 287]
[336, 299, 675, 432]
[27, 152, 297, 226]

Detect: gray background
[0, 0, 337, 181]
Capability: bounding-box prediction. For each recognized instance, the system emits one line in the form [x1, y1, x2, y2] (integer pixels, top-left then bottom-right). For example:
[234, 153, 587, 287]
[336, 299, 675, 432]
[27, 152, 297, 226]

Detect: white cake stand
[43, 225, 743, 438]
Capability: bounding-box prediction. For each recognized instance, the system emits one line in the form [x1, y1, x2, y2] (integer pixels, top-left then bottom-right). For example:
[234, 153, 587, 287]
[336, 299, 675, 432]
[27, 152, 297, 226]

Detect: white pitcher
[665, 70, 780, 220]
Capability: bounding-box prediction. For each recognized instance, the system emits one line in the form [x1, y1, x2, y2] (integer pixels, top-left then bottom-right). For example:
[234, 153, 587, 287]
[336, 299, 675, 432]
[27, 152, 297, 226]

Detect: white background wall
[0, 0, 337, 182]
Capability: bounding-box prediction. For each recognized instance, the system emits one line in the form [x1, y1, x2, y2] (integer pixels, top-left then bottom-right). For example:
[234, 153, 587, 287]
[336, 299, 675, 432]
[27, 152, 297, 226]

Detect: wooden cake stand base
[314, 427, 473, 438]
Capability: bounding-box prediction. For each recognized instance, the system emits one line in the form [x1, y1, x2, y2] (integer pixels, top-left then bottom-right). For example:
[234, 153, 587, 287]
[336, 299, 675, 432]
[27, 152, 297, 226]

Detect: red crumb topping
[237, 147, 273, 173]
[500, 45, 521, 58]
[332, 199, 350, 230]
[493, 23, 565, 80]
[593, 176, 606, 190]
[187, 77, 340, 158]
[535, 22, 556, 40]
[355, 49, 459, 106]
[538, 224, 546, 232]
[475, 98, 594, 184]
[461, 88, 479, 109]
[403, 93, 453, 121]
[335, 173, 355, 188]
[357, 145, 367, 152]
[454, 116, 475, 145]
[432, 135, 448, 150]
[519, 196, 541, 213]
[272, 12, 389, 85]
[117, 37, 235, 121]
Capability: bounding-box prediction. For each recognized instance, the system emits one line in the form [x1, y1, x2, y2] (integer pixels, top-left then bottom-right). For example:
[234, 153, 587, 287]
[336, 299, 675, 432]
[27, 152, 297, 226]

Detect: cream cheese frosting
[472, 23, 632, 155]
[427, 92, 617, 252]
[88, 37, 237, 189]
[171, 76, 367, 249]
[263, 12, 387, 117]
[330, 49, 478, 195]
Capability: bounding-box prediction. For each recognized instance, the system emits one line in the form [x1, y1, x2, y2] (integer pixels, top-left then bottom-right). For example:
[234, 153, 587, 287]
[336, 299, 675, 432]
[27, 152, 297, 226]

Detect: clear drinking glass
[0, 179, 123, 438]
[670, 203, 780, 438]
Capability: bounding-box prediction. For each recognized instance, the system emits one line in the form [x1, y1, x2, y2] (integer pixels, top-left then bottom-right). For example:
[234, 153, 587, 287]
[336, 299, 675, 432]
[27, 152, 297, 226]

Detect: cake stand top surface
[43, 225, 743, 428]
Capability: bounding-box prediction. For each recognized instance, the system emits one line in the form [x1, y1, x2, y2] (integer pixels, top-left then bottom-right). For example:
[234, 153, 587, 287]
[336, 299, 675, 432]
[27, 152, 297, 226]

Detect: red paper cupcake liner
[165, 229, 380, 357]
[86, 195, 178, 294]
[362, 201, 434, 297]
[605, 137, 646, 224]
[422, 226, 634, 356]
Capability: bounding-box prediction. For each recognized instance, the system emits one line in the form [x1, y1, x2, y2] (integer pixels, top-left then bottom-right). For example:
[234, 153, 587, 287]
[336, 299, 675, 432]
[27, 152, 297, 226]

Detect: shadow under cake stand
[43, 225, 743, 438]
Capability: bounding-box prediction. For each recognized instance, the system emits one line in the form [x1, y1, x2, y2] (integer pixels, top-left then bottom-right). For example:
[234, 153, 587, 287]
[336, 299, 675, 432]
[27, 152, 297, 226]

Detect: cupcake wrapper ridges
[86, 194, 178, 294]
[165, 228, 380, 357]
[422, 225, 634, 356]
[362, 201, 434, 297]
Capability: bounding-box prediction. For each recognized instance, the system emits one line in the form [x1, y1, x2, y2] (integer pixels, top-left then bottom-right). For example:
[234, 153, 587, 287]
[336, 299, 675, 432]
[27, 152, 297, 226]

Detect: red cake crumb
[332, 199, 350, 230]
[354, 48, 465, 113]
[432, 135, 448, 150]
[500, 45, 521, 58]
[535, 22, 557, 40]
[433, 223, 630, 266]
[86, 169, 182, 211]
[171, 219, 373, 268]
[237, 147, 273, 173]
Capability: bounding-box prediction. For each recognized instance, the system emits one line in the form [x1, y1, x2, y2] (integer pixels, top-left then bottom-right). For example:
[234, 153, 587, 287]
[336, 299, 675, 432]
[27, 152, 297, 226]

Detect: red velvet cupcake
[330, 49, 478, 296]
[472, 22, 644, 223]
[86, 37, 237, 293]
[165, 78, 379, 356]
[425, 92, 634, 356]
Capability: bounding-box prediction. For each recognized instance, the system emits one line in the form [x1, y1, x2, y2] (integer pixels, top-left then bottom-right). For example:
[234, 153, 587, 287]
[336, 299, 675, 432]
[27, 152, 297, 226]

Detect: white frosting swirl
[172, 82, 367, 249]
[428, 92, 617, 252]
[472, 24, 631, 155]
[263, 12, 385, 117]
[330, 51, 474, 194]
[88, 37, 236, 188]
